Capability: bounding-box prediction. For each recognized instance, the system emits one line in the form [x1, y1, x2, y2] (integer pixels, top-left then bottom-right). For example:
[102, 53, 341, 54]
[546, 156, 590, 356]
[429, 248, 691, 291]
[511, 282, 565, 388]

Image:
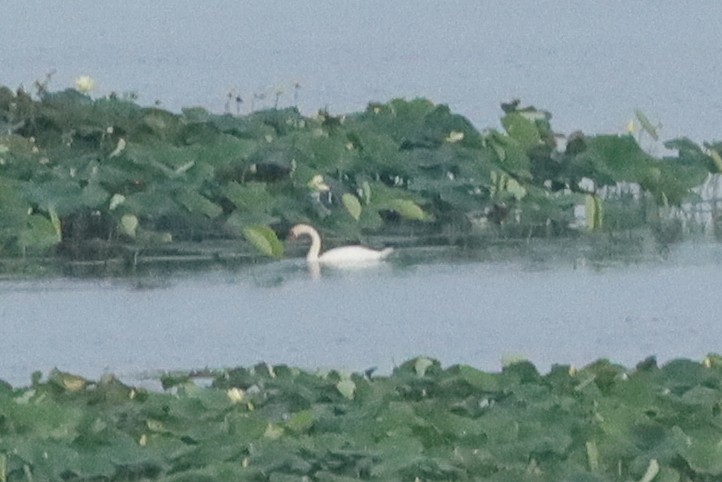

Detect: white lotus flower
[74, 75, 95, 94]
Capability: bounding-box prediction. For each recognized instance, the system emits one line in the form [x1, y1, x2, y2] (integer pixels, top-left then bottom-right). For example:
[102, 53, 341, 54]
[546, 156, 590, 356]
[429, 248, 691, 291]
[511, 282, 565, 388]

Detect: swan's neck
[306, 229, 322, 261]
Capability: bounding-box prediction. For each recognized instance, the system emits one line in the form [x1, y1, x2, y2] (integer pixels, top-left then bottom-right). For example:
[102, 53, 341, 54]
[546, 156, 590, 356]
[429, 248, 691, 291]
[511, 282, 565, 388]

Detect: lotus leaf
[386, 198, 428, 221]
[174, 188, 223, 219]
[635, 109, 659, 141]
[501, 111, 543, 151]
[341, 193, 362, 220]
[585, 194, 604, 230]
[242, 225, 283, 258]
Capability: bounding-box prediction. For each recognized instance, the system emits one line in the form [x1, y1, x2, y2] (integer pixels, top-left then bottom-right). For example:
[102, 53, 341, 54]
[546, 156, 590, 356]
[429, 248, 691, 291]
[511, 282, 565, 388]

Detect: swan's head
[288, 223, 317, 240]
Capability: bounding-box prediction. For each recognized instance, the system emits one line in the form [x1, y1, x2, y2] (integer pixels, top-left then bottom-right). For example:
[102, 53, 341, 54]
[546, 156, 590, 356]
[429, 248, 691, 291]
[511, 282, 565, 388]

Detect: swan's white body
[289, 224, 393, 264]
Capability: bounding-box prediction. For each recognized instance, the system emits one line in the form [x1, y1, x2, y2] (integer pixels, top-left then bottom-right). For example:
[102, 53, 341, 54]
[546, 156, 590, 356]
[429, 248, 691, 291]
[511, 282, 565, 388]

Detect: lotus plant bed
[2, 356, 722, 481]
[1, 85, 720, 267]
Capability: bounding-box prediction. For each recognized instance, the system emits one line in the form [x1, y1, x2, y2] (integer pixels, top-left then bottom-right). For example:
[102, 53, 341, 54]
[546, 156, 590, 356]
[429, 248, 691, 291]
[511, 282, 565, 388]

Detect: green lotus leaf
[673, 426, 722, 476]
[585, 194, 603, 230]
[124, 191, 179, 217]
[16, 213, 61, 252]
[0, 177, 30, 228]
[370, 435, 424, 478]
[222, 181, 275, 214]
[452, 364, 501, 392]
[175, 189, 223, 218]
[501, 112, 542, 150]
[642, 158, 708, 205]
[243, 224, 283, 258]
[21, 180, 109, 216]
[10, 439, 81, 480]
[577, 135, 656, 185]
[119, 214, 139, 237]
[141, 108, 182, 140]
[387, 198, 428, 221]
[634, 109, 659, 141]
[182, 106, 211, 123]
[285, 409, 315, 433]
[347, 127, 404, 175]
[301, 134, 351, 170]
[336, 378, 356, 400]
[485, 130, 533, 179]
[362, 98, 437, 146]
[341, 193, 362, 220]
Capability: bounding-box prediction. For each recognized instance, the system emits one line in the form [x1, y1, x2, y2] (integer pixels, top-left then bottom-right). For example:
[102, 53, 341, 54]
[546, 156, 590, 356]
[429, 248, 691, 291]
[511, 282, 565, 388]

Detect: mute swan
[288, 224, 393, 263]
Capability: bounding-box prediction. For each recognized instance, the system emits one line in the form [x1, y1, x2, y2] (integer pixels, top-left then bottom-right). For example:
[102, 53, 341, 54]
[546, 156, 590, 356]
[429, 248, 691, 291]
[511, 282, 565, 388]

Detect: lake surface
[2, 3, 722, 387]
[2, 2, 722, 141]
[2, 241, 722, 388]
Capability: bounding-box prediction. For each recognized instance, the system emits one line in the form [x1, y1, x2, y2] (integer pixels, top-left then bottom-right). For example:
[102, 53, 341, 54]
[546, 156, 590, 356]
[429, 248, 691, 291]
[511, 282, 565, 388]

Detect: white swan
[289, 223, 393, 264]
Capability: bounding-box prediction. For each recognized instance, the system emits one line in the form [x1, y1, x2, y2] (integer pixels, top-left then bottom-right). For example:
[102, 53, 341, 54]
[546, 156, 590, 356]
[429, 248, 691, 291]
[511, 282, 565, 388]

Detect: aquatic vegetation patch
[0, 84, 719, 264]
[2, 357, 722, 480]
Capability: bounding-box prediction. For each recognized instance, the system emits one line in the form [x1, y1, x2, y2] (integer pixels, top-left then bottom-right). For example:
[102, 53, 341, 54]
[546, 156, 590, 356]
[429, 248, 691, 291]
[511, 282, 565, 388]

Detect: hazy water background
[2, 2, 722, 141]
[2, 2, 722, 386]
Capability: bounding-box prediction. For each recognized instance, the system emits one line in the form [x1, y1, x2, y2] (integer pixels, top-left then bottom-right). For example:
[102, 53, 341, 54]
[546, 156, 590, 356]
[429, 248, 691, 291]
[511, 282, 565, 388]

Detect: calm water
[2, 3, 722, 386]
[2, 242, 722, 387]
[2, 2, 722, 141]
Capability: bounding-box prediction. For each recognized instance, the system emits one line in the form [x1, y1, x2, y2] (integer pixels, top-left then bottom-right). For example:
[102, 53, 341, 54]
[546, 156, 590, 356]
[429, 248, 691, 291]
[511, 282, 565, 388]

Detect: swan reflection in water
[288, 223, 393, 277]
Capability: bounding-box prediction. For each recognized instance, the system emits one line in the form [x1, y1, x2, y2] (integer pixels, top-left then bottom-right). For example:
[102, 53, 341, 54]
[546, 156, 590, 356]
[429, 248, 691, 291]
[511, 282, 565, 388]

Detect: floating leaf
[242, 225, 283, 258]
[342, 193, 362, 220]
